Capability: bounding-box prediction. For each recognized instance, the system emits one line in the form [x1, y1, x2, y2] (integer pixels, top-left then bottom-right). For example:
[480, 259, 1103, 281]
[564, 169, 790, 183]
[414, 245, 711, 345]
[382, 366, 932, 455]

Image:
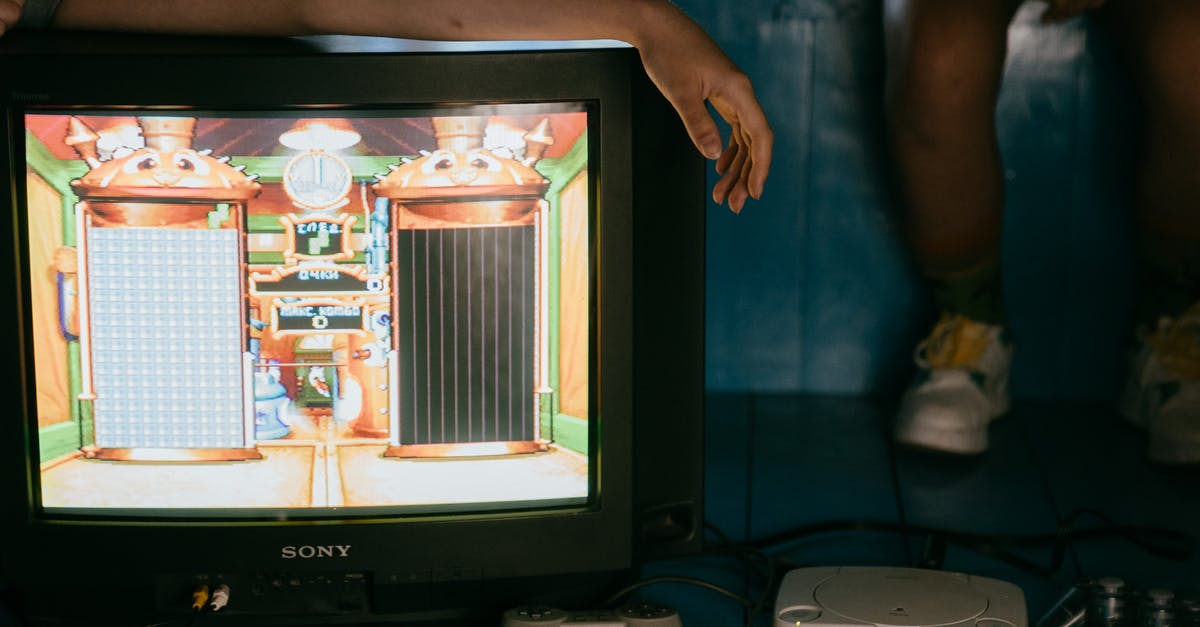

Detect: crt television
[0, 31, 705, 625]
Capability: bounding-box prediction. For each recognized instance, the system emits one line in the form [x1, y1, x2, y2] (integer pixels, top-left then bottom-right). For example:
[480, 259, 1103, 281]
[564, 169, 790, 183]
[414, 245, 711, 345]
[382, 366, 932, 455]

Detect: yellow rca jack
[190, 584, 210, 612]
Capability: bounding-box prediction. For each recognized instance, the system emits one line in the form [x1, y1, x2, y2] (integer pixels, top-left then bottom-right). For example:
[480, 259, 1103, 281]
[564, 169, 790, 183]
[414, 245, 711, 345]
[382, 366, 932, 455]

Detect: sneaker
[894, 314, 1013, 455]
[1120, 302, 1200, 465]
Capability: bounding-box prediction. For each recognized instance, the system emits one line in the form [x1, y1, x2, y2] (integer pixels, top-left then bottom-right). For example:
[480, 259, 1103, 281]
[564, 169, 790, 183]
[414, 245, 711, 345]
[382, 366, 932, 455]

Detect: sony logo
[280, 544, 352, 559]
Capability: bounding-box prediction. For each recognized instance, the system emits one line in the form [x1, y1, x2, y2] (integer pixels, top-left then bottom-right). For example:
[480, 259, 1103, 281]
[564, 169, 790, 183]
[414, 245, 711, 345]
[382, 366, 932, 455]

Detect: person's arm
[45, 0, 771, 212]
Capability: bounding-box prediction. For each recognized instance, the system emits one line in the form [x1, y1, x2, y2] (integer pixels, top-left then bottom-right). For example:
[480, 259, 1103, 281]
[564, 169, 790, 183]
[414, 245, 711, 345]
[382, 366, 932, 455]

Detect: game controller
[503, 603, 683, 627]
[1037, 577, 1200, 627]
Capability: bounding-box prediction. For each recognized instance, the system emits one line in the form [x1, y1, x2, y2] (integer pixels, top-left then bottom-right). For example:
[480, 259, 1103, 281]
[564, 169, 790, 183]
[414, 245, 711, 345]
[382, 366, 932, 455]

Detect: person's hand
[1040, 0, 1105, 23]
[634, 4, 772, 214]
[0, 0, 23, 36]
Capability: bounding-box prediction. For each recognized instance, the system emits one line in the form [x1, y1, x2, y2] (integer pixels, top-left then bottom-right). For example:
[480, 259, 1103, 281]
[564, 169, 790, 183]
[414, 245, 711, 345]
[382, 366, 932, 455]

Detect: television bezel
[0, 32, 696, 620]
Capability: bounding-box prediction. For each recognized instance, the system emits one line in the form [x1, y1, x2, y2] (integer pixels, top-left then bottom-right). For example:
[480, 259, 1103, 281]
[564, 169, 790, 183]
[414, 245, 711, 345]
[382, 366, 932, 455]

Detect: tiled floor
[641, 394, 1200, 627]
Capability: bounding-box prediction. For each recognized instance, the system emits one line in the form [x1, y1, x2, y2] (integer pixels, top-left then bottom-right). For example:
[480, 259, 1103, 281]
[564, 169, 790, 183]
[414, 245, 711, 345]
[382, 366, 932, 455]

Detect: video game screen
[21, 104, 593, 518]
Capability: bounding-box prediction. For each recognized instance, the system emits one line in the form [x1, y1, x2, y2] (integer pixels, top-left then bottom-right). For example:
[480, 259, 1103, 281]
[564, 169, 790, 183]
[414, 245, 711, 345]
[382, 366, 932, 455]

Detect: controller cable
[621, 512, 1192, 627]
[747, 509, 1194, 579]
[615, 528, 779, 627]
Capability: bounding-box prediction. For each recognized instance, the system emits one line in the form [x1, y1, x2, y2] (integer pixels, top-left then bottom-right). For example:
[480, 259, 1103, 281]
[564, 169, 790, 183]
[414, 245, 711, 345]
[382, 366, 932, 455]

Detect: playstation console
[774, 567, 1027, 627]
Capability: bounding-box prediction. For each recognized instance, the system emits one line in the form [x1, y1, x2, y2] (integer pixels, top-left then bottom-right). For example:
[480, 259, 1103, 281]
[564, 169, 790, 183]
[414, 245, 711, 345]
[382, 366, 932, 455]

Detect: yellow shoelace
[916, 314, 994, 370]
[1149, 303, 1200, 380]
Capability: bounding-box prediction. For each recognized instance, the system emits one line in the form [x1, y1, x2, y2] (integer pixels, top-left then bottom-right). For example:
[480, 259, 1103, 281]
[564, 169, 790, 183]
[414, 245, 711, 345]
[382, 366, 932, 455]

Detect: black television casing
[0, 32, 704, 624]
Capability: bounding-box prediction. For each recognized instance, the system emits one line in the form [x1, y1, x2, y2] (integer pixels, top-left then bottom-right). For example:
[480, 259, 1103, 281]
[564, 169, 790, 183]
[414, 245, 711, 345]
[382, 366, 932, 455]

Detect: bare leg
[1108, 0, 1200, 318]
[1105, 0, 1200, 464]
[885, 0, 1022, 455]
[883, 0, 1022, 279]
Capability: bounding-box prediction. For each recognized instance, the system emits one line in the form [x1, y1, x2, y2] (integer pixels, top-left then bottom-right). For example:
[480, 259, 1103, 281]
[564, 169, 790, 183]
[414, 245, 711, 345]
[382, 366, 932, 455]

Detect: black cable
[704, 521, 733, 548]
[742, 546, 780, 627]
[748, 512, 1194, 579]
[918, 533, 947, 570]
[1050, 508, 1193, 563]
[696, 544, 774, 588]
[1017, 416, 1088, 582]
[706, 521, 769, 626]
[601, 575, 757, 610]
[750, 518, 909, 551]
[883, 409, 916, 568]
[707, 544, 778, 624]
[630, 511, 1193, 627]
[641, 525, 783, 627]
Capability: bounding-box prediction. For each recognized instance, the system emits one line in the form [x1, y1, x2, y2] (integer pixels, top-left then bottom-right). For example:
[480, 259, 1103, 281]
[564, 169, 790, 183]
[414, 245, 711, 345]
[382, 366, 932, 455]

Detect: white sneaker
[1120, 303, 1200, 465]
[894, 314, 1013, 455]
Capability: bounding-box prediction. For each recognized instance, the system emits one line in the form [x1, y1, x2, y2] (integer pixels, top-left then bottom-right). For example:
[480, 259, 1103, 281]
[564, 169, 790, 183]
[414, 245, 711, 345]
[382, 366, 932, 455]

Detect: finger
[728, 180, 749, 214]
[667, 95, 724, 161]
[714, 141, 749, 212]
[712, 153, 740, 207]
[737, 121, 770, 200]
[715, 138, 737, 175]
[728, 147, 754, 214]
[725, 124, 760, 204]
[713, 136, 746, 197]
[712, 155, 738, 206]
[713, 89, 773, 200]
[742, 121, 772, 200]
[729, 127, 748, 209]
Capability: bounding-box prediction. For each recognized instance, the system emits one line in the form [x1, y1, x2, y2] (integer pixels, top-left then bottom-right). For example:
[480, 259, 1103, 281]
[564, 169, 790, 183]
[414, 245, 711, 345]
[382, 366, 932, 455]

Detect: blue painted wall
[694, 0, 1139, 401]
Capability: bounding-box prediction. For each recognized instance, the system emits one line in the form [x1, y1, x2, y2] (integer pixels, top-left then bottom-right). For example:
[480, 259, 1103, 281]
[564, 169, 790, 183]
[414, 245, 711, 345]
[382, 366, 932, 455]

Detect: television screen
[23, 104, 597, 519]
